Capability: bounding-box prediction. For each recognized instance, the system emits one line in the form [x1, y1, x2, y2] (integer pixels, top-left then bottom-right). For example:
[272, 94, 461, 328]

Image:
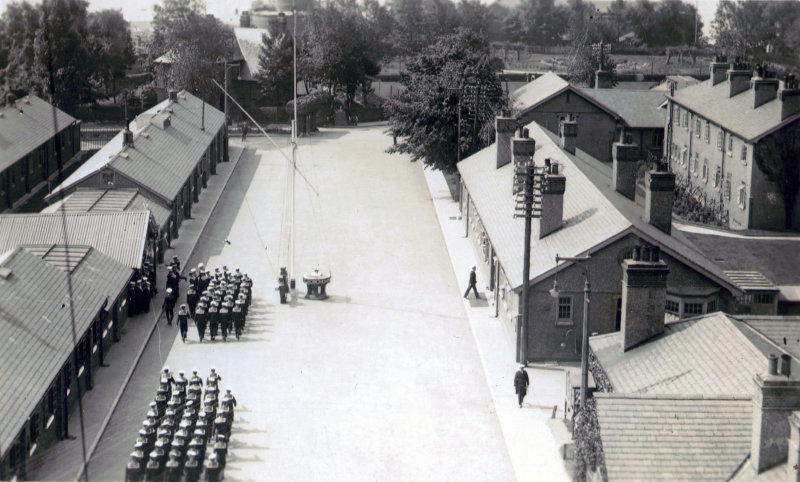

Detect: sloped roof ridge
[594, 392, 751, 401]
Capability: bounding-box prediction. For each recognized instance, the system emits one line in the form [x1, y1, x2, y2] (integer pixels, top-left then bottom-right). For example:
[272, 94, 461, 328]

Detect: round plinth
[302, 270, 331, 300]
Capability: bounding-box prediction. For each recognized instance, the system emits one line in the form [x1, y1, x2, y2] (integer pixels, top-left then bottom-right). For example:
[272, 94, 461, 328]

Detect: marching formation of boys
[125, 368, 238, 482]
[128, 258, 159, 317]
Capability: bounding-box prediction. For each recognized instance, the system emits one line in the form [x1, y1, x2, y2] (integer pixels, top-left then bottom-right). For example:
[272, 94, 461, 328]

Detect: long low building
[0, 245, 133, 479]
[45, 90, 227, 251]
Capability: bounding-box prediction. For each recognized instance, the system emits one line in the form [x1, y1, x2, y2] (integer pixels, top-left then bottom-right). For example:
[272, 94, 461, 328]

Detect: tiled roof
[510, 72, 569, 112]
[458, 123, 631, 289]
[650, 75, 701, 91]
[577, 88, 667, 128]
[596, 394, 752, 481]
[234, 27, 270, 81]
[737, 315, 800, 362]
[42, 188, 171, 230]
[457, 122, 739, 293]
[725, 270, 779, 291]
[589, 312, 767, 396]
[0, 211, 149, 269]
[0, 95, 77, 173]
[21, 244, 133, 306]
[681, 231, 800, 289]
[0, 248, 107, 456]
[669, 78, 800, 142]
[48, 90, 225, 203]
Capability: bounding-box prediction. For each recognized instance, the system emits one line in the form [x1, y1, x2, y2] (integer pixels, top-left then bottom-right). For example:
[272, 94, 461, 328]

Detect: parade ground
[36, 125, 570, 481]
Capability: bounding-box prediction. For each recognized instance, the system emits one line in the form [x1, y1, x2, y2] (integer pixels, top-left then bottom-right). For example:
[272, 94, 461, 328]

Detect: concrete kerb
[75, 146, 246, 480]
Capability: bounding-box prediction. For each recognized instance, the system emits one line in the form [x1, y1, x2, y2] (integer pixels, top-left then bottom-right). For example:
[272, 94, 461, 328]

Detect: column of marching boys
[161, 257, 253, 343]
[125, 368, 238, 481]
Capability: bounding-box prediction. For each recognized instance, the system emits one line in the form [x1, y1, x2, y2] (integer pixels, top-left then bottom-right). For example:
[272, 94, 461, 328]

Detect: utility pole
[514, 163, 543, 364]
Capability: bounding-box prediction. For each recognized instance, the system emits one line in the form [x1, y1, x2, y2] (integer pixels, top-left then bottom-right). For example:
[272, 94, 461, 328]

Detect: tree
[0, 1, 40, 97]
[304, 0, 381, 111]
[712, 0, 773, 62]
[150, 0, 236, 101]
[87, 9, 136, 100]
[385, 29, 507, 173]
[755, 124, 800, 230]
[257, 30, 295, 105]
[568, 40, 616, 88]
[506, 0, 568, 46]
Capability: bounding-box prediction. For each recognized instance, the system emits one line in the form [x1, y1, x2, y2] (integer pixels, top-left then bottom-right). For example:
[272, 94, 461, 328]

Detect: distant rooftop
[42, 188, 171, 230]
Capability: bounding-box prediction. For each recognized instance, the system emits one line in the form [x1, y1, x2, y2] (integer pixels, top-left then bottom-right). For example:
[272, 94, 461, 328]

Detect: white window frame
[704, 121, 710, 143]
[741, 145, 748, 164]
[738, 183, 747, 209]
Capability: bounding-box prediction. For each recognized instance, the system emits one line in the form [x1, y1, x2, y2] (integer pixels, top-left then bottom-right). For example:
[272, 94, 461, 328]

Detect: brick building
[665, 59, 800, 230]
[0, 95, 81, 211]
[457, 115, 754, 363]
[511, 73, 666, 163]
[45, 90, 227, 251]
[0, 246, 132, 479]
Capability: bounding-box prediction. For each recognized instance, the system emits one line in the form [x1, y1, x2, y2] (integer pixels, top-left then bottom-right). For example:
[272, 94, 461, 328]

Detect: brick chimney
[620, 245, 669, 352]
[595, 70, 613, 89]
[538, 159, 565, 238]
[559, 115, 577, 154]
[123, 127, 134, 148]
[751, 66, 779, 109]
[779, 74, 800, 121]
[611, 130, 638, 200]
[751, 354, 800, 473]
[788, 411, 800, 482]
[644, 171, 675, 234]
[710, 55, 729, 86]
[168, 89, 178, 102]
[496, 115, 517, 169]
[727, 61, 752, 97]
[511, 129, 536, 167]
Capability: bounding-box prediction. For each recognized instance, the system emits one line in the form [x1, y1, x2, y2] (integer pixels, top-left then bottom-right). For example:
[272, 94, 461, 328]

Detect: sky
[0, 0, 721, 37]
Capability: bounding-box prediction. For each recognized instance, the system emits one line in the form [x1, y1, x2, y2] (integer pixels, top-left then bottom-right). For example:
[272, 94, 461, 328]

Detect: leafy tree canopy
[385, 29, 507, 173]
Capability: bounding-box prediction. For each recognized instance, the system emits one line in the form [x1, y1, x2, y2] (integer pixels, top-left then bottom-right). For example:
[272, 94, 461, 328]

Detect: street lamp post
[551, 254, 591, 410]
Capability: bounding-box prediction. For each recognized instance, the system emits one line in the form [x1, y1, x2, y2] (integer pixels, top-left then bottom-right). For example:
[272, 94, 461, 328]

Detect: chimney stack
[727, 60, 752, 97]
[495, 114, 517, 169]
[751, 65, 779, 109]
[710, 55, 729, 86]
[779, 74, 800, 121]
[644, 171, 675, 234]
[611, 130, 638, 200]
[169, 89, 178, 102]
[620, 245, 669, 352]
[538, 159, 565, 238]
[559, 115, 577, 154]
[595, 70, 613, 89]
[511, 129, 536, 194]
[123, 127, 134, 148]
[751, 354, 800, 474]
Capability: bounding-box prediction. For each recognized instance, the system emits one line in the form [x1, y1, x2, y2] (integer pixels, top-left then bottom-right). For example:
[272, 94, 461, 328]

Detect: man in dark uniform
[184, 454, 201, 482]
[187, 284, 198, 317]
[205, 453, 222, 482]
[222, 388, 237, 421]
[164, 453, 182, 481]
[147, 261, 157, 295]
[194, 302, 207, 342]
[177, 304, 190, 342]
[213, 434, 228, 468]
[163, 288, 176, 326]
[207, 367, 222, 386]
[127, 281, 138, 316]
[141, 279, 151, 312]
[233, 300, 244, 339]
[170, 255, 181, 272]
[464, 266, 479, 299]
[208, 301, 219, 341]
[514, 365, 530, 408]
[219, 298, 231, 341]
[134, 280, 145, 315]
[125, 459, 143, 482]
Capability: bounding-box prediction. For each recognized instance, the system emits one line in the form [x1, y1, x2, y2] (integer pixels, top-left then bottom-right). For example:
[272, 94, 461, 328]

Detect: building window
[695, 119, 701, 137]
[738, 183, 747, 209]
[728, 133, 734, 156]
[702, 159, 709, 182]
[714, 167, 722, 189]
[754, 293, 774, 304]
[684, 302, 704, 316]
[682, 111, 689, 128]
[665, 299, 680, 315]
[741, 145, 747, 164]
[705, 121, 710, 142]
[102, 171, 114, 185]
[707, 299, 717, 312]
[682, 148, 688, 165]
[653, 132, 664, 148]
[692, 152, 699, 175]
[29, 413, 40, 443]
[558, 297, 572, 320]
[674, 106, 680, 125]
[717, 131, 723, 150]
[725, 173, 732, 200]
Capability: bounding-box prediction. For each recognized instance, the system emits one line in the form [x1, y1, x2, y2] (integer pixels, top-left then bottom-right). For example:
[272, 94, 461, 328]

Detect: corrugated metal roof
[43, 188, 171, 230]
[596, 394, 751, 481]
[724, 270, 779, 291]
[578, 88, 667, 128]
[0, 211, 149, 269]
[669, 78, 800, 142]
[0, 248, 107, 456]
[0, 95, 77, 173]
[589, 312, 767, 396]
[234, 27, 270, 81]
[737, 315, 800, 361]
[48, 90, 225, 202]
[458, 123, 631, 289]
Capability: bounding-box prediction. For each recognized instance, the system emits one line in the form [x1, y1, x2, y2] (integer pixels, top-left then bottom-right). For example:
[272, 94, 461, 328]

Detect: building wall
[667, 100, 800, 230]
[518, 92, 619, 162]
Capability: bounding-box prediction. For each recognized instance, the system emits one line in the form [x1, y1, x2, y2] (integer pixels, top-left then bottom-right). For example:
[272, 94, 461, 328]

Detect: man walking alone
[514, 366, 530, 408]
[464, 266, 479, 299]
